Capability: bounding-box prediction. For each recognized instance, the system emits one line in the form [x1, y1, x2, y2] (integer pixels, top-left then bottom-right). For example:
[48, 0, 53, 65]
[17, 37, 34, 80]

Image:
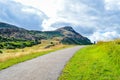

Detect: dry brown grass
[0, 40, 68, 62]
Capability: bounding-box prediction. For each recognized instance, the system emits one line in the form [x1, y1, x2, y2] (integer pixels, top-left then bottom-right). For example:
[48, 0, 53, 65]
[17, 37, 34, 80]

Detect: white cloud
[42, 17, 68, 31]
[22, 8, 38, 14]
[42, 0, 100, 32]
[13, 0, 64, 17]
[13, 0, 99, 27]
[89, 31, 120, 42]
[0, 0, 47, 30]
[105, 0, 120, 10]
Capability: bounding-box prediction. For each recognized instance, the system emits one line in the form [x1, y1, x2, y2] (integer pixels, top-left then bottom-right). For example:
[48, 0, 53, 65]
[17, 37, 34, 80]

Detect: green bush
[0, 50, 3, 54]
[0, 35, 41, 49]
[0, 41, 40, 49]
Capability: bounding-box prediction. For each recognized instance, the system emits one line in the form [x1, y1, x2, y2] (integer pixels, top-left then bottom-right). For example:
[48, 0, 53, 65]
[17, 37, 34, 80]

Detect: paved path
[0, 46, 84, 80]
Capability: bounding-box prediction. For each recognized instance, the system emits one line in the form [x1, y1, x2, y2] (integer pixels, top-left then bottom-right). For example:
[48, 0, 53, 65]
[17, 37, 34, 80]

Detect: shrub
[0, 50, 3, 54]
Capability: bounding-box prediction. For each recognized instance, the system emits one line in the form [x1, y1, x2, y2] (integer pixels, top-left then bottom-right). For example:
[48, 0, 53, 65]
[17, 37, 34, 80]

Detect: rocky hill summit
[56, 26, 91, 45]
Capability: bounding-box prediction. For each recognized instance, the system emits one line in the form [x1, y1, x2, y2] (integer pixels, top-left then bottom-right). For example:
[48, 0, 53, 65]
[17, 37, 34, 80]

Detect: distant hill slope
[0, 22, 19, 29]
[0, 22, 92, 45]
[0, 22, 44, 40]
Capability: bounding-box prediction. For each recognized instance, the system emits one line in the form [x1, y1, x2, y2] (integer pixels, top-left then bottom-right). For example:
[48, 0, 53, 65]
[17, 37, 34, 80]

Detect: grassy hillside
[59, 40, 120, 80]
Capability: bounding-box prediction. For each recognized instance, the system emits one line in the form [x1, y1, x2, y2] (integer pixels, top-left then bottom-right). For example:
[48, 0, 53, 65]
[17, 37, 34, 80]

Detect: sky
[0, 0, 120, 42]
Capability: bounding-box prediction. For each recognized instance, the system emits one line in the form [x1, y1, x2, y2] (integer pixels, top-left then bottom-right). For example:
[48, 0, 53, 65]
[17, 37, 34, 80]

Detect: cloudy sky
[0, 0, 120, 42]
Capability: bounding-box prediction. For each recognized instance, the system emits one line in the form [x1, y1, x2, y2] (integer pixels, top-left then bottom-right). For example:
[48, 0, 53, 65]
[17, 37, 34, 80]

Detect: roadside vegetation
[59, 39, 120, 80]
[0, 40, 71, 70]
[0, 36, 40, 49]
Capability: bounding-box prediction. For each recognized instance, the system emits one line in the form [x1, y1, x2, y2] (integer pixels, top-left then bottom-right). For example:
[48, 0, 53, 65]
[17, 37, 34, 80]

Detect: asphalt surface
[0, 46, 84, 80]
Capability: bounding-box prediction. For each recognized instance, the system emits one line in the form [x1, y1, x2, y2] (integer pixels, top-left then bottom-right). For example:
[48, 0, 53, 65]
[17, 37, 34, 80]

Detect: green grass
[59, 40, 120, 80]
[0, 45, 70, 70]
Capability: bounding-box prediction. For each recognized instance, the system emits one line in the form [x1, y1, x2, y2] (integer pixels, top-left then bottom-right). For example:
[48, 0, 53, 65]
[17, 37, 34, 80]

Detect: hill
[0, 22, 92, 49]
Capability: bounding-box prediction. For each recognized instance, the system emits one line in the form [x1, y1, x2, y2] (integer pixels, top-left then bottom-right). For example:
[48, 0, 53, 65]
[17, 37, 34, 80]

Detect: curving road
[0, 46, 84, 80]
